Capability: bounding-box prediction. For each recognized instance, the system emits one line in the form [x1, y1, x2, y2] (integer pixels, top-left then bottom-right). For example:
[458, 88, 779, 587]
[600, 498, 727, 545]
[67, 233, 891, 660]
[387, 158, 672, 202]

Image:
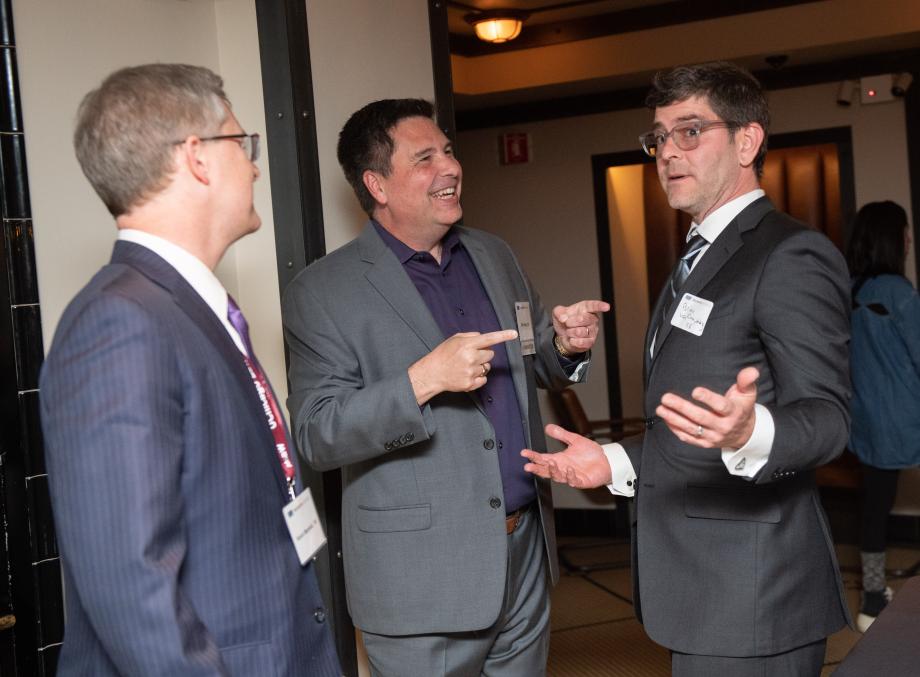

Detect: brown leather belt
[505, 504, 530, 535]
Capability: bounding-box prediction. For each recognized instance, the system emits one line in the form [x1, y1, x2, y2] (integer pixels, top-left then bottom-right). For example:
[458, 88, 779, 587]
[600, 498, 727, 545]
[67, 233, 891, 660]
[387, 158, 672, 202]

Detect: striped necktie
[651, 232, 708, 356]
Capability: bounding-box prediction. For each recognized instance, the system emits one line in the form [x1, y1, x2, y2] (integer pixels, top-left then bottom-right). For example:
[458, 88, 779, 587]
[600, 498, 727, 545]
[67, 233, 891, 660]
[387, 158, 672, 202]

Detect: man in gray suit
[40, 64, 340, 676]
[523, 62, 851, 676]
[283, 99, 607, 676]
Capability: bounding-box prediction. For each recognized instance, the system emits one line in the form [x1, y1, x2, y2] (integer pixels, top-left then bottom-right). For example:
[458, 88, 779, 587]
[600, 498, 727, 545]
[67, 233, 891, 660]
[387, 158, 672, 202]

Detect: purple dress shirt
[373, 222, 536, 513]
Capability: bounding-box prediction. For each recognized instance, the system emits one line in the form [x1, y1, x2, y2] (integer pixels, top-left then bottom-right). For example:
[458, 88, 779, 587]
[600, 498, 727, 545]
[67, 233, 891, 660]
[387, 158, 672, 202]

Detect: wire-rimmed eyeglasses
[639, 120, 737, 157]
[173, 133, 260, 162]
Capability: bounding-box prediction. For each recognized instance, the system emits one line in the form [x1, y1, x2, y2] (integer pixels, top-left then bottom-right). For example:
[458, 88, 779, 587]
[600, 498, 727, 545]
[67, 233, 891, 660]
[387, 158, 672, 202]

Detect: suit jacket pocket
[684, 483, 781, 523]
[357, 503, 431, 533]
[220, 639, 277, 677]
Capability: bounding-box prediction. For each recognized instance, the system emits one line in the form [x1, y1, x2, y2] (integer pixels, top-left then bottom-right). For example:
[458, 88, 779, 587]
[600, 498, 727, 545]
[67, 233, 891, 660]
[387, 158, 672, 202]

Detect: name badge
[283, 488, 327, 566]
[515, 301, 536, 355]
[670, 293, 714, 336]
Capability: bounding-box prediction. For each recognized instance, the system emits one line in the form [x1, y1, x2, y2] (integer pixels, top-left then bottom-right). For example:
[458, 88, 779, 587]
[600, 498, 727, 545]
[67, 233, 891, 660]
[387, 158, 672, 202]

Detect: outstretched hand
[521, 423, 611, 489]
[656, 366, 759, 449]
[552, 300, 609, 354]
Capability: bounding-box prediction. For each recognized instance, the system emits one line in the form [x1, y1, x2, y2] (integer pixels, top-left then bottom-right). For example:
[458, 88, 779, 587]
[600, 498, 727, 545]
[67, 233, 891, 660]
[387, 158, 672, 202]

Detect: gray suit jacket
[283, 223, 578, 635]
[622, 198, 852, 657]
[40, 242, 340, 676]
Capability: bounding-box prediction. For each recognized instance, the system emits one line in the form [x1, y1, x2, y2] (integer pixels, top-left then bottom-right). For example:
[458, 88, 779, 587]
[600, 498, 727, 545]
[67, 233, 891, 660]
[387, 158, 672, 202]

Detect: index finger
[578, 299, 610, 314]
[471, 329, 518, 347]
[555, 300, 610, 322]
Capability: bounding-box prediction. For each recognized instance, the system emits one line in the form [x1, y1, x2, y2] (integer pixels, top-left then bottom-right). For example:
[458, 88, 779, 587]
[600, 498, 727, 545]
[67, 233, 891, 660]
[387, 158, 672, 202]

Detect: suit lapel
[647, 197, 774, 381]
[359, 223, 445, 353]
[457, 227, 529, 425]
[111, 241, 290, 495]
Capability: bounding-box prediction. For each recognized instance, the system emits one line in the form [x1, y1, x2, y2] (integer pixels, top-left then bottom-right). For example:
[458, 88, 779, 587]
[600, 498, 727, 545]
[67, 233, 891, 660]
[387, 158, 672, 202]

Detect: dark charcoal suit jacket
[622, 197, 852, 657]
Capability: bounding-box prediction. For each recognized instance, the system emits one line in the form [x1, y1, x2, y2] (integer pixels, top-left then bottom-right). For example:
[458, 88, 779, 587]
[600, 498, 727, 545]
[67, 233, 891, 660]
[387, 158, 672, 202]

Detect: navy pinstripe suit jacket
[40, 241, 340, 676]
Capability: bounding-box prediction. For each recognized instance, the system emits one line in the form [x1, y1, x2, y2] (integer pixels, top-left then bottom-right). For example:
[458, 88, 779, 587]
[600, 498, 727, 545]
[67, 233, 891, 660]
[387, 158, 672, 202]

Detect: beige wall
[458, 82, 916, 432]
[306, 0, 435, 253]
[17, 0, 292, 394]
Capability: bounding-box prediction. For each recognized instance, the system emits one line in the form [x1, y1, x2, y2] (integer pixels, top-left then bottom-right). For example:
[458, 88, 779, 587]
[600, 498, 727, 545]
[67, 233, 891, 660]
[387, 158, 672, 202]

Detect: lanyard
[242, 355, 297, 502]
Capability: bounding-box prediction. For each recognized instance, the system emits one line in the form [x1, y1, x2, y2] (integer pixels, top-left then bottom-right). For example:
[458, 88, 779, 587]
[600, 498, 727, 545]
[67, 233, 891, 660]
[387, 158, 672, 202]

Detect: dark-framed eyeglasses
[639, 120, 737, 157]
[173, 133, 260, 162]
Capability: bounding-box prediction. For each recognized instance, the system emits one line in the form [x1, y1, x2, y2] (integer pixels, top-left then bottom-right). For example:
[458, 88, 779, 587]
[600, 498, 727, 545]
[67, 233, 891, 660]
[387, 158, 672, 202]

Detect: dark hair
[337, 99, 436, 215]
[646, 61, 770, 176]
[846, 201, 908, 278]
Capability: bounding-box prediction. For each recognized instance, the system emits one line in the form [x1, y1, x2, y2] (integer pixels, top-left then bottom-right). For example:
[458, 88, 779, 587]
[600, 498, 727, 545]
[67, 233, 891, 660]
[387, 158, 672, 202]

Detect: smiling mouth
[431, 186, 457, 200]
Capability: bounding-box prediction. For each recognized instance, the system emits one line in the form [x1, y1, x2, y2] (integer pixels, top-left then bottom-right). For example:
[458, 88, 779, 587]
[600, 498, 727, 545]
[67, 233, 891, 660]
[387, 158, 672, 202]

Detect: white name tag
[670, 293, 714, 336]
[283, 488, 327, 566]
[515, 301, 536, 356]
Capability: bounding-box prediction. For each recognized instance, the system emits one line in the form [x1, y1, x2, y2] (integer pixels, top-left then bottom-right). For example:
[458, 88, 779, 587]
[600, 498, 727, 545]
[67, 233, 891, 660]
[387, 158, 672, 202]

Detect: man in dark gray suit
[523, 62, 851, 676]
[40, 64, 340, 676]
[283, 99, 607, 676]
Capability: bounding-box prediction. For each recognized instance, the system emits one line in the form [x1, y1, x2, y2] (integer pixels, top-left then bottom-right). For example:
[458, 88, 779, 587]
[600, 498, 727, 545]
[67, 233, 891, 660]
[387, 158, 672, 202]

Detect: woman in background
[847, 200, 920, 632]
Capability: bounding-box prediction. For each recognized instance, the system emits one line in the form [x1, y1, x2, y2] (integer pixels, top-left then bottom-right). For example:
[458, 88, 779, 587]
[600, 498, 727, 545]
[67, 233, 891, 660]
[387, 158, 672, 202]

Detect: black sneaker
[856, 586, 893, 632]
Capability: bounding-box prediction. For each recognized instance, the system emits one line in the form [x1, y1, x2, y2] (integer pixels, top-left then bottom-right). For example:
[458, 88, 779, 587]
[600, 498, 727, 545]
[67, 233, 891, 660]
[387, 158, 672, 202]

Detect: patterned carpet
[546, 539, 919, 676]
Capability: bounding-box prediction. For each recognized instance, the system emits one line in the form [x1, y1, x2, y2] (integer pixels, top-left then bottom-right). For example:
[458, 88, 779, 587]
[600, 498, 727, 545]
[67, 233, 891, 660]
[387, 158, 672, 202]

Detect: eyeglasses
[639, 120, 737, 157]
[173, 133, 261, 162]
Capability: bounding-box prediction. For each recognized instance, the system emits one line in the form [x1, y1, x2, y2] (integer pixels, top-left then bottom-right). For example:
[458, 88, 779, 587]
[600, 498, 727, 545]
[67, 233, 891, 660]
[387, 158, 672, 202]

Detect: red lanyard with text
[242, 355, 297, 502]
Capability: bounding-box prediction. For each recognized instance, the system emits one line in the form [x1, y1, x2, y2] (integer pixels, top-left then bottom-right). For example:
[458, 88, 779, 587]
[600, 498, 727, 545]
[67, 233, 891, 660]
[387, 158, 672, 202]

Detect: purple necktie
[227, 295, 256, 360]
[227, 295, 299, 499]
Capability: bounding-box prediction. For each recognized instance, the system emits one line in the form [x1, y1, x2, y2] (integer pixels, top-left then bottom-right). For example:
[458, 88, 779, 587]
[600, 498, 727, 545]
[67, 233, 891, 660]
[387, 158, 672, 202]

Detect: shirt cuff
[557, 351, 590, 382]
[602, 443, 637, 497]
[721, 403, 774, 479]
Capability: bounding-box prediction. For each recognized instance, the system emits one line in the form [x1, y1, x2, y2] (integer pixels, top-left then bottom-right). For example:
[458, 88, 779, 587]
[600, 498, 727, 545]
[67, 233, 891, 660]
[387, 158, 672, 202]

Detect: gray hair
[74, 63, 228, 216]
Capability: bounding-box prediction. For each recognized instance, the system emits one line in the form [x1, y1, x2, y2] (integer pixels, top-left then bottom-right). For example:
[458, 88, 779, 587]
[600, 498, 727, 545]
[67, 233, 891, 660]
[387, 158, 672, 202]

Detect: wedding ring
[695, 424, 704, 437]
[481, 363, 490, 377]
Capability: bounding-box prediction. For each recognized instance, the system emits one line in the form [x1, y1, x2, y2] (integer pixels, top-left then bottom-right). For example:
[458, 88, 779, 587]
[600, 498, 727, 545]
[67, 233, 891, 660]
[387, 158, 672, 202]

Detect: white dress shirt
[117, 229, 247, 356]
[604, 189, 775, 496]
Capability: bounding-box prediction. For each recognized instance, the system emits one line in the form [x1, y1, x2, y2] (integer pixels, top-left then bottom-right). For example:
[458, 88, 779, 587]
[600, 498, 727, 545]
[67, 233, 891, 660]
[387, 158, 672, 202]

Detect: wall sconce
[892, 72, 914, 97]
[836, 80, 858, 107]
[465, 9, 530, 44]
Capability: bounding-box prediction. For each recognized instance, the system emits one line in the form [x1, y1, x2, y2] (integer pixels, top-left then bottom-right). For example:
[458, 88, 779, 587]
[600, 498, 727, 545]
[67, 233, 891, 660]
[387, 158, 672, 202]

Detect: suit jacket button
[483, 439, 495, 450]
[405, 432, 415, 442]
[314, 607, 326, 623]
[384, 442, 392, 451]
[489, 496, 502, 509]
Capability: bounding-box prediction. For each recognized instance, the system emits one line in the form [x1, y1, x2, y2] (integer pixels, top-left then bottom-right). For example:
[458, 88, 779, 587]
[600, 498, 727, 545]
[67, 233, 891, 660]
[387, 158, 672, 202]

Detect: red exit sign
[500, 133, 530, 165]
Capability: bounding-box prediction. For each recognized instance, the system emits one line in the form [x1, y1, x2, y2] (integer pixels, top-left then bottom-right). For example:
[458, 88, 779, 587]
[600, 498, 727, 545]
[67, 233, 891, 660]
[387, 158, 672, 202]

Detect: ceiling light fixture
[465, 9, 530, 44]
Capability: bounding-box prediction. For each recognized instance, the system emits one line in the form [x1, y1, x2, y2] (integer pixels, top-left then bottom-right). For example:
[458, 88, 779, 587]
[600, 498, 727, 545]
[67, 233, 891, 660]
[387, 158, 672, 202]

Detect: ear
[362, 170, 387, 207]
[736, 122, 765, 169]
[178, 136, 211, 186]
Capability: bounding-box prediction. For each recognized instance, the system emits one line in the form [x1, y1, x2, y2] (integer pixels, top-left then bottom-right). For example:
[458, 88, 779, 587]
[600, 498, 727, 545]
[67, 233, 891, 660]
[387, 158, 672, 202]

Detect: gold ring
[695, 424, 704, 437]
[481, 363, 489, 377]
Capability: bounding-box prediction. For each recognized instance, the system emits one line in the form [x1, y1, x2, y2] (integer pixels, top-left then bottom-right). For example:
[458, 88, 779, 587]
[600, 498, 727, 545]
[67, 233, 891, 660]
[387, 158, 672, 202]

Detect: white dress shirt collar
[117, 229, 247, 355]
[690, 189, 766, 244]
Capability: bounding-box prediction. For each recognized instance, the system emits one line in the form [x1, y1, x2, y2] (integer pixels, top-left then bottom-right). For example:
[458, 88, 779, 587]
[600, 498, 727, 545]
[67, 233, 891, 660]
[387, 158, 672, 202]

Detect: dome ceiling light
[465, 9, 531, 44]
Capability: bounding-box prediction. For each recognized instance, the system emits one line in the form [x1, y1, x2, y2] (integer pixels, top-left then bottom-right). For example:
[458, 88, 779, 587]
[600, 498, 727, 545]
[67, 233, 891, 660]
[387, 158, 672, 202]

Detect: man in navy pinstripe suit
[40, 64, 341, 676]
